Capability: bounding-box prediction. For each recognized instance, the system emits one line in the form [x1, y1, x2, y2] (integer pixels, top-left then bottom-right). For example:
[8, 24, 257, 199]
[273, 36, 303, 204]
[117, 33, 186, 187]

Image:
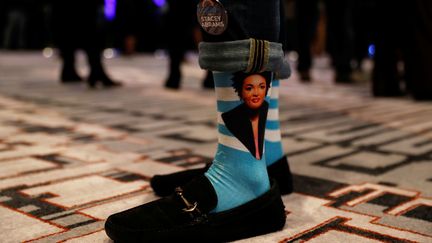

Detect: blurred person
[295, 0, 319, 81]
[114, 0, 140, 56]
[51, 0, 121, 88]
[351, 0, 377, 68]
[163, 0, 214, 90]
[281, 0, 297, 52]
[373, 0, 432, 100]
[325, 0, 354, 83]
[2, 0, 33, 49]
[372, 0, 408, 97]
[296, 0, 354, 83]
[105, 0, 294, 241]
[41, 1, 54, 48]
[408, 0, 432, 100]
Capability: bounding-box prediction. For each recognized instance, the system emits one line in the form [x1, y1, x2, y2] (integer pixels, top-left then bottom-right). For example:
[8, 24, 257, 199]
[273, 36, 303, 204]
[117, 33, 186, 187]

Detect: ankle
[204, 158, 270, 212]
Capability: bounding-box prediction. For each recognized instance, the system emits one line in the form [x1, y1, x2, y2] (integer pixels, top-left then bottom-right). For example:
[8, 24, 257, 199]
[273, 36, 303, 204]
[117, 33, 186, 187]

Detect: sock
[205, 71, 271, 212]
[265, 79, 285, 166]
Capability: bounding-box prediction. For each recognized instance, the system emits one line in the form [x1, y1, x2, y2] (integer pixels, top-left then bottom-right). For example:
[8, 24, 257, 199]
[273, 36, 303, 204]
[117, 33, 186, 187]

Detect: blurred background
[0, 0, 163, 52]
[0, 0, 431, 98]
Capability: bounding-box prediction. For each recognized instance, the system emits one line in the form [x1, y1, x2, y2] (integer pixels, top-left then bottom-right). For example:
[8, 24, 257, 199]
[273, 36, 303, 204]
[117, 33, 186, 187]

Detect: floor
[0, 51, 431, 242]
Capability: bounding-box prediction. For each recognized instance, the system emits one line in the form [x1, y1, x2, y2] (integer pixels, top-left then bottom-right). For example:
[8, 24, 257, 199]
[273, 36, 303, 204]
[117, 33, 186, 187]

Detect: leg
[325, 0, 354, 83]
[204, 71, 271, 212]
[165, 47, 184, 89]
[85, 46, 121, 88]
[59, 45, 82, 82]
[151, 27, 294, 195]
[151, 1, 293, 197]
[202, 71, 214, 89]
[264, 79, 293, 193]
[106, 0, 289, 240]
[105, 71, 287, 242]
[405, 0, 432, 100]
[372, 0, 403, 96]
[296, 0, 320, 81]
[150, 79, 293, 197]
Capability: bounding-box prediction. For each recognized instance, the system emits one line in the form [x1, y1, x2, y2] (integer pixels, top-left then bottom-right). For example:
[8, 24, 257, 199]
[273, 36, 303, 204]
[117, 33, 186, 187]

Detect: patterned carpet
[0, 52, 431, 242]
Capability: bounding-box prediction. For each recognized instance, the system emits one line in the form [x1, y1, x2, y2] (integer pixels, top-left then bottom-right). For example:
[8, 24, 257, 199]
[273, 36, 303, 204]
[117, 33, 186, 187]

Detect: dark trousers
[372, 0, 410, 95]
[295, 0, 319, 72]
[372, 0, 432, 99]
[296, 0, 353, 75]
[53, 0, 107, 79]
[408, 0, 432, 99]
[59, 44, 105, 79]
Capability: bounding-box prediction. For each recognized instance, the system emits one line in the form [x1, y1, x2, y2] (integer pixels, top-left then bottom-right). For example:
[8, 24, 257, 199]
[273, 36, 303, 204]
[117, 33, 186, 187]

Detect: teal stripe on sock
[217, 100, 243, 113]
[265, 120, 280, 130]
[265, 79, 284, 166]
[265, 140, 284, 165]
[269, 99, 279, 109]
[265, 95, 271, 102]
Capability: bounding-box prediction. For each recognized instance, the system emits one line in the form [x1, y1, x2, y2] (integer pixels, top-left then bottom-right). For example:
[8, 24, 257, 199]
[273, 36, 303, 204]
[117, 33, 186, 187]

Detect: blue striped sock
[205, 71, 270, 212]
[265, 79, 284, 166]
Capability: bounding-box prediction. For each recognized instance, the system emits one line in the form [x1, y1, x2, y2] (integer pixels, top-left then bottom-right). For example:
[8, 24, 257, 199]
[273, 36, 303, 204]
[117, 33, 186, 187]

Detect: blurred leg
[296, 0, 319, 81]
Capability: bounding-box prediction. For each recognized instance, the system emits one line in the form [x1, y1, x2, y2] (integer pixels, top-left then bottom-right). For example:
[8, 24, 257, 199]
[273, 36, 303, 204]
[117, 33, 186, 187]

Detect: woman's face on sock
[241, 74, 267, 110]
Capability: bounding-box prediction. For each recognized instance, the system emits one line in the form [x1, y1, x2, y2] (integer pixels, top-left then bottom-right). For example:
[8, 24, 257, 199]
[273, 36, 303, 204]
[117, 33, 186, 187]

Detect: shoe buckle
[175, 187, 201, 214]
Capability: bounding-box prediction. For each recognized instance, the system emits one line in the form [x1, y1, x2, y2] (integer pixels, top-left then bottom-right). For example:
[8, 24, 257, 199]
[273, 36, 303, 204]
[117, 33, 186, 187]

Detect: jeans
[202, 0, 280, 42]
[198, 0, 290, 79]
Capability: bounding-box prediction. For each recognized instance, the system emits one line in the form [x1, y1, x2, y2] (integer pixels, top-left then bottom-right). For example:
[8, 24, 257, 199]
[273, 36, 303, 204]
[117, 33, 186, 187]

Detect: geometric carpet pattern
[0, 52, 431, 242]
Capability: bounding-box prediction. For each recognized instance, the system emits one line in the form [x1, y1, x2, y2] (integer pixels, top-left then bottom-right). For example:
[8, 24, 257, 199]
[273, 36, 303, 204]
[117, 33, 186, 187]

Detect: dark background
[0, 0, 376, 56]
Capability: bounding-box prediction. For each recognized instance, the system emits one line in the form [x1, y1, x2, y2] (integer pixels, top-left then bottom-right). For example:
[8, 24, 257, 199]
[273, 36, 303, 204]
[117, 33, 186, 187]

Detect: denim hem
[198, 38, 291, 79]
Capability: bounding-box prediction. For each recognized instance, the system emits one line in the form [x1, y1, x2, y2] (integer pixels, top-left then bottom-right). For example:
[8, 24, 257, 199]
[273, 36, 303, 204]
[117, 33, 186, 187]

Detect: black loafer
[105, 176, 286, 242]
[151, 156, 293, 197]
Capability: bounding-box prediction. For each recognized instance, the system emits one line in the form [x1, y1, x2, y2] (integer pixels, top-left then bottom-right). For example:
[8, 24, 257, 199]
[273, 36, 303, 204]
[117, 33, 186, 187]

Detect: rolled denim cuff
[198, 38, 291, 79]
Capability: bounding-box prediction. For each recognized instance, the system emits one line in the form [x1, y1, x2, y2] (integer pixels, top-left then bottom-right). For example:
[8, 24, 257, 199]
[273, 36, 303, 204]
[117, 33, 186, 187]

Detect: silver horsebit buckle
[175, 187, 201, 213]
[175, 187, 208, 223]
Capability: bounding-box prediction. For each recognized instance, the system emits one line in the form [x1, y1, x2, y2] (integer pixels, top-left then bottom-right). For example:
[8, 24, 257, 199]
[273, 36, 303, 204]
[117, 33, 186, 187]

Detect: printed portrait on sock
[222, 72, 272, 160]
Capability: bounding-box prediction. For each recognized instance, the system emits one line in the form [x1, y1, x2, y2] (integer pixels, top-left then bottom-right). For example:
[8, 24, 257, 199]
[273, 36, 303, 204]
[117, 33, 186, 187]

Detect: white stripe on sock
[219, 133, 249, 152]
[267, 86, 273, 98]
[268, 108, 279, 120]
[265, 129, 282, 142]
[270, 86, 279, 99]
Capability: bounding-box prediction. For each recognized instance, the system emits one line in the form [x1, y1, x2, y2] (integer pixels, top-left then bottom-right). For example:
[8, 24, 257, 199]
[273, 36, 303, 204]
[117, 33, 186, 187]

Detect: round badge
[197, 0, 228, 35]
